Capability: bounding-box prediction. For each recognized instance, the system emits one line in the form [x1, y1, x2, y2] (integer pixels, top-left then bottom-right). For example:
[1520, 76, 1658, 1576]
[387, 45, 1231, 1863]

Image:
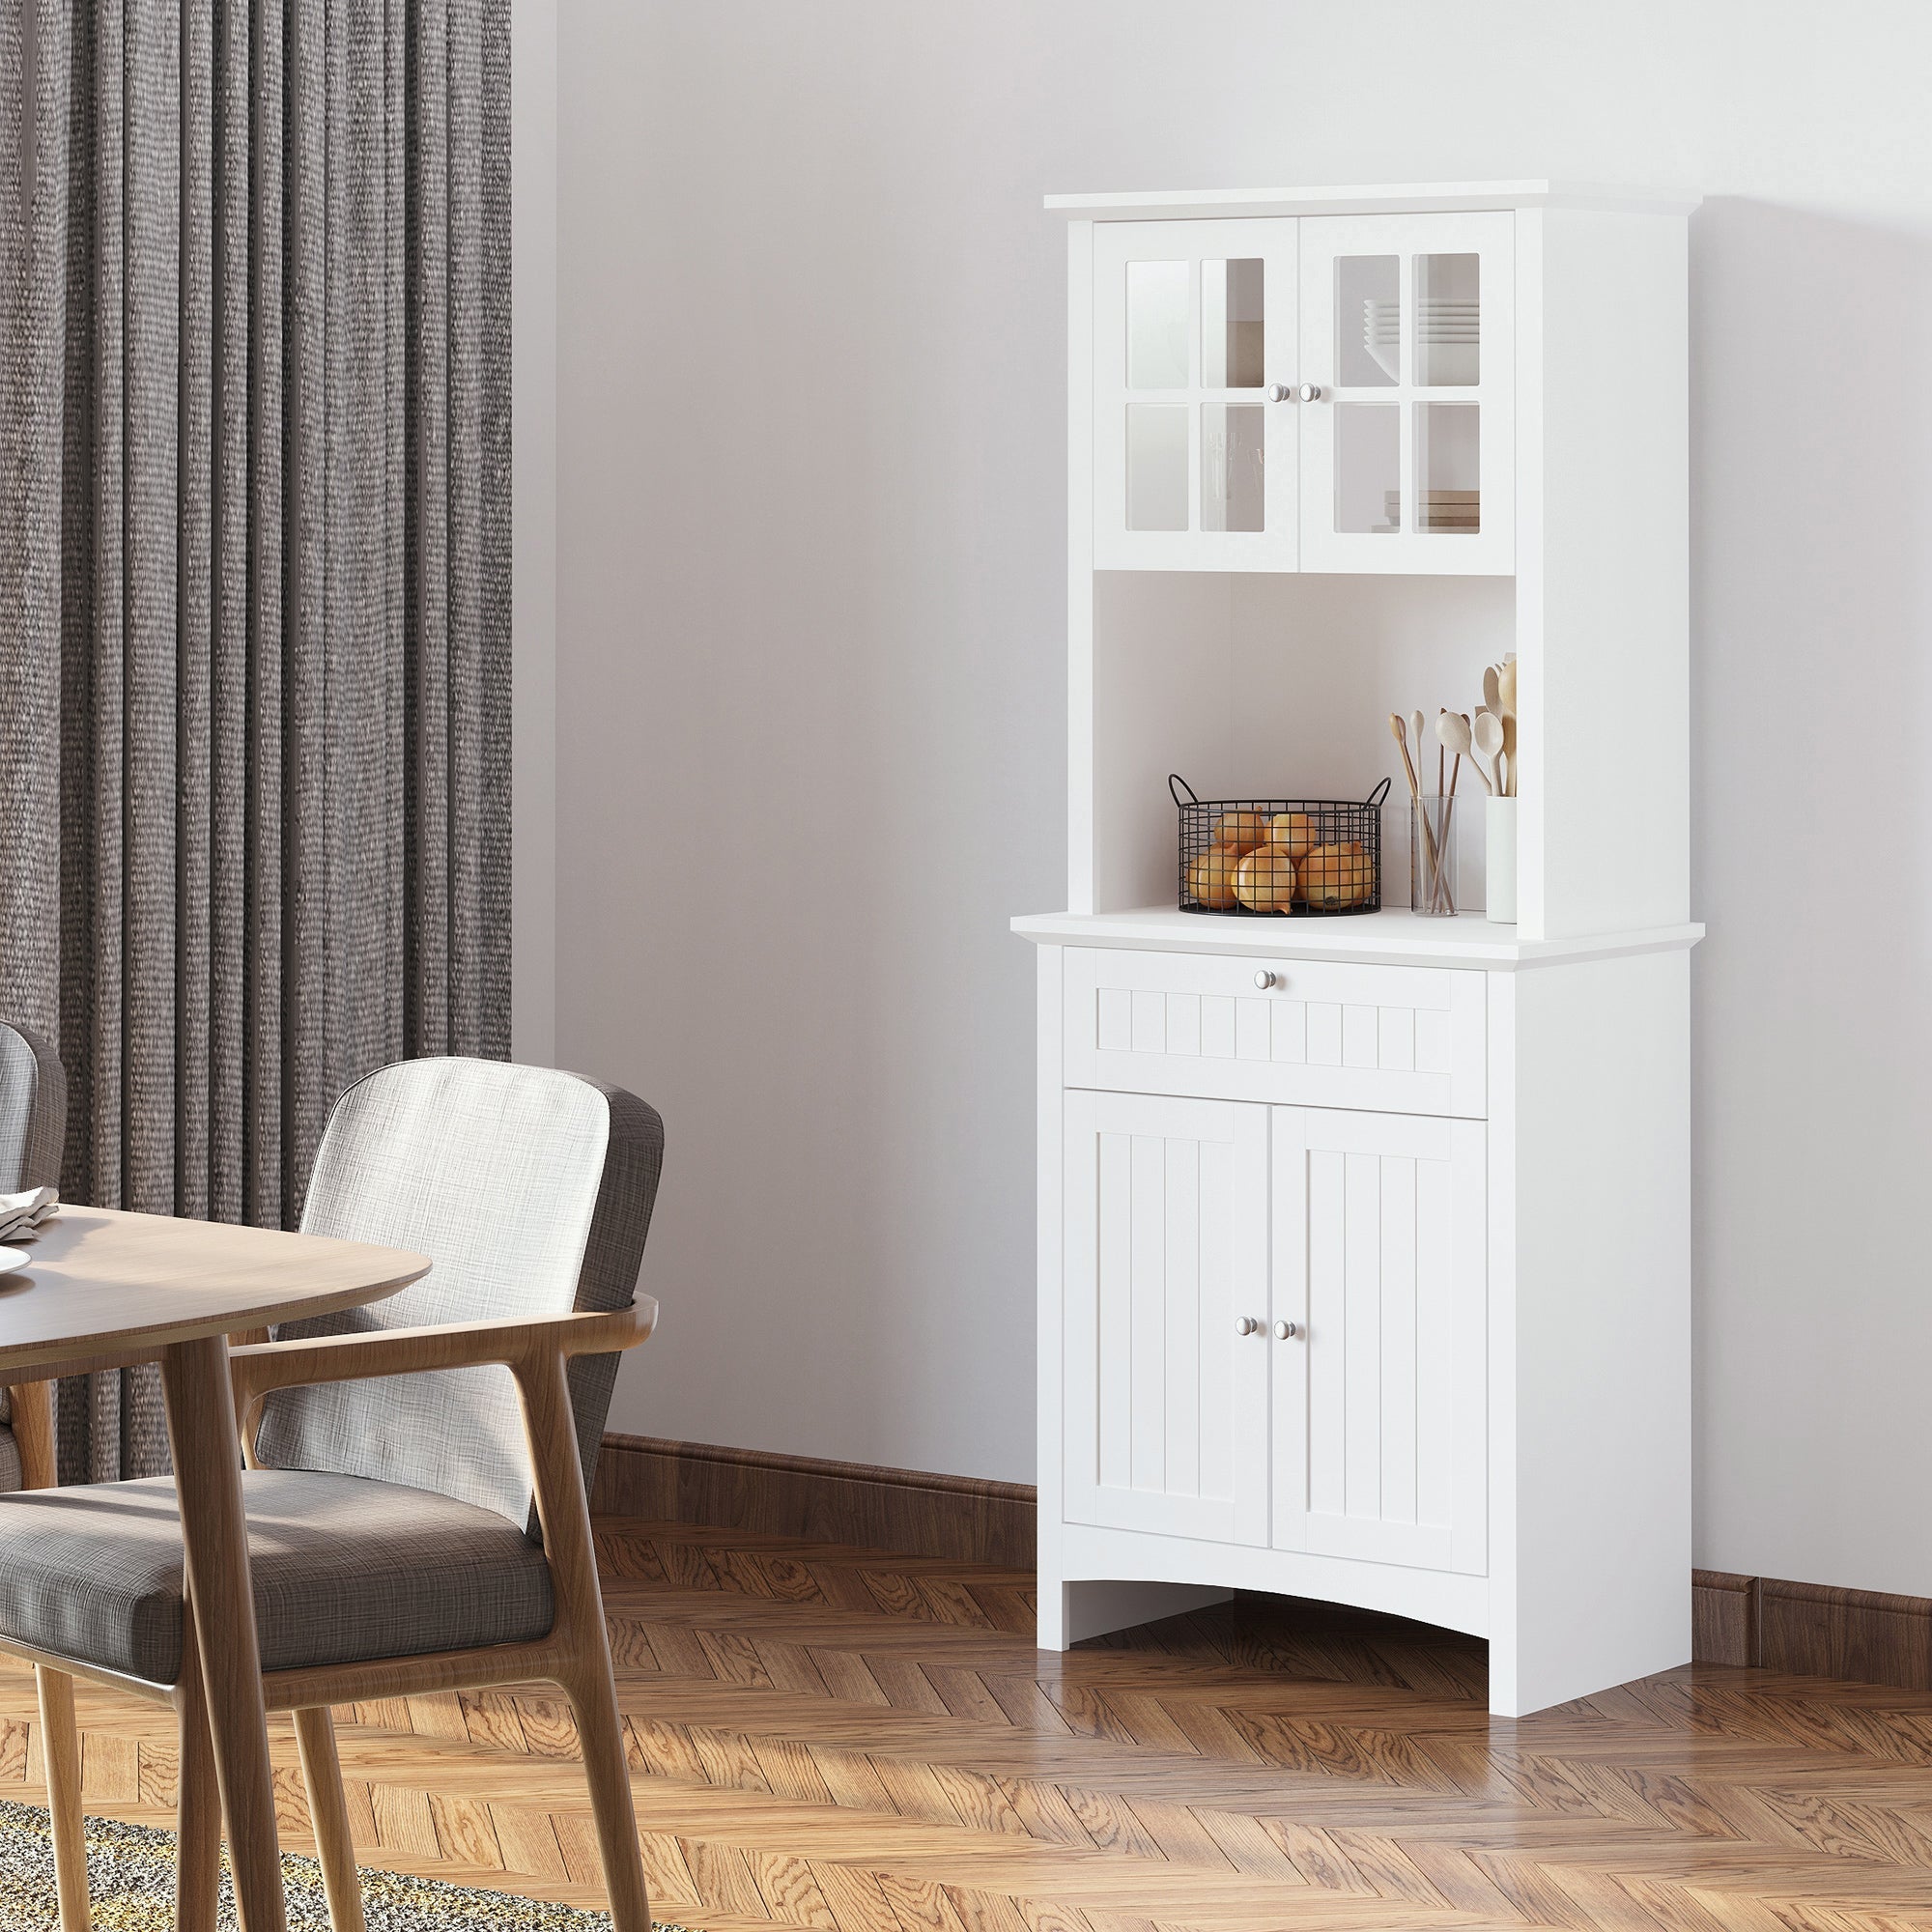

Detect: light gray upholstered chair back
[0, 1021, 66, 1195]
[253, 1058, 664, 1527]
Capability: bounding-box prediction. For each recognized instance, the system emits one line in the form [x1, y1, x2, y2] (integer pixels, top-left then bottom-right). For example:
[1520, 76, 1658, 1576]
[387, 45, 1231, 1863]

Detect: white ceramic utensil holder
[1485, 795, 1518, 923]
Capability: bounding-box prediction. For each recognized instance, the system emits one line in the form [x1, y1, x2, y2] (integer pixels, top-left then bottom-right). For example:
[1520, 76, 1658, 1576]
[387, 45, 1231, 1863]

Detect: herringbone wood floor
[4, 1518, 1932, 1931]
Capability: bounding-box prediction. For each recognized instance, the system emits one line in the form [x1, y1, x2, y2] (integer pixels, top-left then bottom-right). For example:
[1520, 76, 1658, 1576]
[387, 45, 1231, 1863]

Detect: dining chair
[0, 1023, 78, 1921]
[0, 1056, 665, 1932]
[0, 1019, 67, 1495]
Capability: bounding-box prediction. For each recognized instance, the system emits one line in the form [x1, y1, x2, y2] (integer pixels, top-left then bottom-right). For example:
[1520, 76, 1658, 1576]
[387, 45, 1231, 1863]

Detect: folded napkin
[0, 1188, 58, 1245]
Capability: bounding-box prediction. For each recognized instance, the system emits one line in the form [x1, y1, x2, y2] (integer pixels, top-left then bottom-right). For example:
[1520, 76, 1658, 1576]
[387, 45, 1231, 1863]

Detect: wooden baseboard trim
[1694, 1567, 1932, 1690]
[1690, 1569, 1758, 1667]
[589, 1433, 1037, 1570]
[585, 1445, 1932, 1694]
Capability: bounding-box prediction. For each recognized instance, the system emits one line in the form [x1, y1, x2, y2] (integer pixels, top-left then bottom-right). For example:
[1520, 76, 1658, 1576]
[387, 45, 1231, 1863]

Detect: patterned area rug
[0, 1797, 698, 1929]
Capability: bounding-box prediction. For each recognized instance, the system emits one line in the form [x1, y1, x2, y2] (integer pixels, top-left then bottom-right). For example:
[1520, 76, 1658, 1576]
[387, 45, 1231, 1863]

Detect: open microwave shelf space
[1016, 181, 1699, 1718]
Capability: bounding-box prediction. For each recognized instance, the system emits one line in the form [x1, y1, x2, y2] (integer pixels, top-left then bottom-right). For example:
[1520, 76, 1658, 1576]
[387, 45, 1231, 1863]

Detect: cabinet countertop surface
[1010, 905, 1705, 971]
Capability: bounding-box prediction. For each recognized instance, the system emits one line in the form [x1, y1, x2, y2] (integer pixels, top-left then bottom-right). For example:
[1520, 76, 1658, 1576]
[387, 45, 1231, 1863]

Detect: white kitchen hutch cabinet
[1015, 183, 1703, 1718]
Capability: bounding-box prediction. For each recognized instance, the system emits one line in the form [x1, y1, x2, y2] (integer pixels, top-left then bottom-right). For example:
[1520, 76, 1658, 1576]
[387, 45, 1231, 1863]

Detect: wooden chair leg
[22, 1387, 85, 1930]
[564, 1666, 651, 1932]
[160, 1335, 287, 1932]
[35, 1665, 90, 1931]
[517, 1346, 651, 1932]
[175, 1633, 222, 1932]
[293, 1707, 365, 1932]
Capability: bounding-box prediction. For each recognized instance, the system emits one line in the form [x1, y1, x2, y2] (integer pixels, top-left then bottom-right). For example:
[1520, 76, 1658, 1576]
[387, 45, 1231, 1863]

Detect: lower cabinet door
[1271, 1106, 1487, 1573]
[1063, 1090, 1270, 1545]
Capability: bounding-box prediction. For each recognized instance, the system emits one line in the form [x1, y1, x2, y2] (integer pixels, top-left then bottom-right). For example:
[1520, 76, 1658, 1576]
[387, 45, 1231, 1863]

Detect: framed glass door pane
[1336, 256, 1399, 387]
[1126, 405, 1188, 529]
[1126, 261, 1189, 388]
[1202, 404, 1264, 531]
[1415, 252, 1479, 387]
[1202, 259, 1264, 388]
[1417, 404, 1479, 533]
[1334, 404, 1399, 533]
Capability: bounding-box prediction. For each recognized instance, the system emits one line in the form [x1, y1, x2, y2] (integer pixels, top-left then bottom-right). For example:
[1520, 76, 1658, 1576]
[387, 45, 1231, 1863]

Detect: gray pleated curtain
[0, 0, 511, 1480]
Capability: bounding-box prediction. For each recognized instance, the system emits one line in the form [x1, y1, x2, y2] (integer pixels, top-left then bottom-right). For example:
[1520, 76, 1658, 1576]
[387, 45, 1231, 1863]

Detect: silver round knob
[1295, 383, 1324, 403]
[1236, 1317, 1260, 1337]
[1275, 1321, 1299, 1341]
[1254, 969, 1278, 990]
[1264, 383, 1293, 403]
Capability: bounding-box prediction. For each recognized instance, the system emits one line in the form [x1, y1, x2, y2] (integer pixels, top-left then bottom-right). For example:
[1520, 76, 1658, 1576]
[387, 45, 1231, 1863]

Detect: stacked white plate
[1362, 299, 1479, 339]
[1361, 298, 1479, 381]
[1413, 298, 1479, 327]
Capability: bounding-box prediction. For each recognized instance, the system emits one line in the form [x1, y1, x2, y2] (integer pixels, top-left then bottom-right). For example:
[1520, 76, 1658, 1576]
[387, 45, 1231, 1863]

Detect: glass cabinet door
[1297, 212, 1514, 575]
[1093, 219, 1299, 570]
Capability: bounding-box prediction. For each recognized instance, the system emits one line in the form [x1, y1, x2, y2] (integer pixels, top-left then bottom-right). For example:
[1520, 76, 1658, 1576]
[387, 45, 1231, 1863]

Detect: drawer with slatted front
[1062, 947, 1485, 1119]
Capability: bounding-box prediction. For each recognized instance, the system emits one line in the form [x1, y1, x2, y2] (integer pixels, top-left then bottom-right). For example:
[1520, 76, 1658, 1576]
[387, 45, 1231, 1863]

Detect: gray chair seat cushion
[0, 1469, 555, 1685]
[0, 1426, 21, 1494]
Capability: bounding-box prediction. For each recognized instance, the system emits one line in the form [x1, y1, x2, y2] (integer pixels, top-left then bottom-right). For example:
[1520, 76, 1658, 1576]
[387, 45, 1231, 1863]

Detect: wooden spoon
[1388, 712, 1420, 799]
[1500, 713, 1518, 797]
[1472, 710, 1506, 798]
[1391, 712, 1442, 888]
[1483, 665, 1503, 717]
[1436, 709, 1463, 797]
[1498, 658, 1517, 719]
[1436, 708, 1491, 796]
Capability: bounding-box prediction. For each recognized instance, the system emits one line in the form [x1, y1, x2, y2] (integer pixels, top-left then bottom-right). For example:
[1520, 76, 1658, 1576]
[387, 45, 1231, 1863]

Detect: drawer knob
[1254, 969, 1279, 990]
[1235, 1317, 1260, 1337]
[1275, 1321, 1299, 1341]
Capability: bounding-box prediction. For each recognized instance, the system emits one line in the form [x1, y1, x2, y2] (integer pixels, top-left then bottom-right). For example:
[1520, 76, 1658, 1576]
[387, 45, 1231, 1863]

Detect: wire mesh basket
[1171, 774, 1390, 918]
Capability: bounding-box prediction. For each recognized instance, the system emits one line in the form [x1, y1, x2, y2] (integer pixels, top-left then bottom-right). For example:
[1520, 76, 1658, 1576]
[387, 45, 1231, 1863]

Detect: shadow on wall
[1691, 197, 1932, 1593]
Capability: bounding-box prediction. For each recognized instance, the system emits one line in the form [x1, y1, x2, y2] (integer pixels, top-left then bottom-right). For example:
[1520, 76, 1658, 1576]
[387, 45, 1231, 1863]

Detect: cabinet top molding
[1044, 181, 1701, 221]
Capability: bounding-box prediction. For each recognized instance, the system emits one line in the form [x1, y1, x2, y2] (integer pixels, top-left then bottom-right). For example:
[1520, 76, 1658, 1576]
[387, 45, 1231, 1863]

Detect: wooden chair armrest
[228, 1296, 658, 1408]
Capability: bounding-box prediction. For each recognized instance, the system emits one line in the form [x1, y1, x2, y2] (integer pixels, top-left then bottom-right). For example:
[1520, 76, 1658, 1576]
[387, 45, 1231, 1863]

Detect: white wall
[553, 0, 1932, 1591]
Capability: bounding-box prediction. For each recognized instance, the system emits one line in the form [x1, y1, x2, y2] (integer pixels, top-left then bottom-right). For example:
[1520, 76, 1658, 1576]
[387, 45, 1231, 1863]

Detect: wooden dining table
[0, 1205, 430, 1932]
